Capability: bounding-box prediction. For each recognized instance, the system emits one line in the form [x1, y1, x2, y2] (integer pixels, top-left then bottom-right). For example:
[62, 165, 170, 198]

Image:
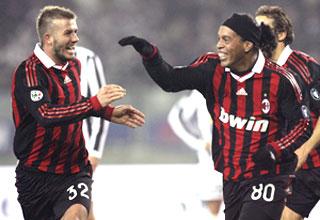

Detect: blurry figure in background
[76, 46, 109, 220]
[255, 5, 320, 220]
[76, 46, 109, 172]
[168, 90, 223, 220]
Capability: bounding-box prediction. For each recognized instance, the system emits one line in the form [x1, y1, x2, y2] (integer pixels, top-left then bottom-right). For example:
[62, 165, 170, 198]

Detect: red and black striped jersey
[277, 46, 320, 170]
[143, 49, 311, 182]
[11, 45, 107, 175]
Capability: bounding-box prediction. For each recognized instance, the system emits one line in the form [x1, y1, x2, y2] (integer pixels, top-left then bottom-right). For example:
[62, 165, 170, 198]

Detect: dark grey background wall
[1, 0, 319, 164]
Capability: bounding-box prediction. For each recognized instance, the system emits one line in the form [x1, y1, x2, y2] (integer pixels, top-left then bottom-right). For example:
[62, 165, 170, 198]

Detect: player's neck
[271, 43, 286, 63]
[231, 49, 258, 74]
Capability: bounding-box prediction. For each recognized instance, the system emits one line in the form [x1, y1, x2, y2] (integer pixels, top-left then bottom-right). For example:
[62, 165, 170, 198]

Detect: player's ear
[243, 41, 254, 52]
[277, 31, 287, 43]
[43, 33, 53, 46]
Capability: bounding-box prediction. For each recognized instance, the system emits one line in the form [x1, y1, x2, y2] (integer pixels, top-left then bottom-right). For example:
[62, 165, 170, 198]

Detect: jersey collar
[225, 49, 265, 83]
[276, 45, 293, 66]
[34, 43, 69, 70]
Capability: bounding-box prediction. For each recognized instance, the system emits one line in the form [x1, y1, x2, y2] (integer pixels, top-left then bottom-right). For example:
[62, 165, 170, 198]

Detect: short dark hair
[255, 5, 294, 45]
[36, 5, 77, 44]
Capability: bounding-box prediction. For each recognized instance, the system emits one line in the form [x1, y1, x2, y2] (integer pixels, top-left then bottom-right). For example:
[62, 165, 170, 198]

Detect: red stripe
[70, 123, 83, 173]
[25, 60, 31, 87]
[38, 126, 62, 172]
[70, 61, 82, 101]
[48, 68, 65, 105]
[290, 53, 312, 84]
[282, 71, 302, 103]
[259, 72, 281, 176]
[289, 56, 309, 83]
[25, 125, 46, 167]
[276, 120, 309, 149]
[212, 66, 224, 168]
[31, 58, 39, 86]
[11, 68, 21, 127]
[244, 73, 265, 179]
[55, 124, 73, 173]
[222, 74, 232, 180]
[38, 102, 91, 118]
[190, 53, 219, 67]
[233, 82, 247, 179]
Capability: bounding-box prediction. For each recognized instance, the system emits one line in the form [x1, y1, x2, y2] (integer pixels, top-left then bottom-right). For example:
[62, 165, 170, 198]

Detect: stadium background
[0, 0, 320, 219]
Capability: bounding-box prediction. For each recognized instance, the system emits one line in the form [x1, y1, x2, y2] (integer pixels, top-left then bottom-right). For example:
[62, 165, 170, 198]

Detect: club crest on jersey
[30, 90, 43, 102]
[310, 88, 320, 101]
[261, 98, 270, 114]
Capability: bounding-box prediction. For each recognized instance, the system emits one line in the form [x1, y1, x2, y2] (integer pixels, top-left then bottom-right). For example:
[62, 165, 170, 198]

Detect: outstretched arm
[110, 105, 145, 128]
[119, 36, 212, 94]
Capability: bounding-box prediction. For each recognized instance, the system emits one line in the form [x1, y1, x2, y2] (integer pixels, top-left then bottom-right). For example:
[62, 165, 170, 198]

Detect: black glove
[253, 145, 278, 168]
[119, 36, 155, 58]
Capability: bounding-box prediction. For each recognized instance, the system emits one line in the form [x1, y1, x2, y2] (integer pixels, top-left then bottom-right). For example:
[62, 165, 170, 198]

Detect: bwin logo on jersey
[219, 107, 269, 132]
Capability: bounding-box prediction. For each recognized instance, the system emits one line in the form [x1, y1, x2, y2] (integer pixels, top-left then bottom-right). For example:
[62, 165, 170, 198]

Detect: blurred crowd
[1, 0, 320, 163]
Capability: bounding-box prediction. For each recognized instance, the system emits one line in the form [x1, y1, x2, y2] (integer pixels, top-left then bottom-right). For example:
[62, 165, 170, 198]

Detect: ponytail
[259, 22, 277, 59]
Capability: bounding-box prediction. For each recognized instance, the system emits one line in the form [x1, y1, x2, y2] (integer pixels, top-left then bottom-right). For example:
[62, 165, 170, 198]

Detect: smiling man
[119, 13, 311, 220]
[12, 5, 145, 220]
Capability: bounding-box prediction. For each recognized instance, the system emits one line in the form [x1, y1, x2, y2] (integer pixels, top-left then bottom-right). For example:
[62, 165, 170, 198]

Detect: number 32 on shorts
[67, 182, 90, 200]
[251, 183, 275, 202]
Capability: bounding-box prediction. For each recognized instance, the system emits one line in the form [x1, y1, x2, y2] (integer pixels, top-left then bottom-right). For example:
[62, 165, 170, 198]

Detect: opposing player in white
[76, 46, 110, 220]
[168, 90, 223, 220]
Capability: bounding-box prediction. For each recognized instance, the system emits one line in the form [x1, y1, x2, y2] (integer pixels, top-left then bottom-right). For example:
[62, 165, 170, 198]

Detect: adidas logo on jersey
[64, 75, 72, 84]
[236, 88, 247, 96]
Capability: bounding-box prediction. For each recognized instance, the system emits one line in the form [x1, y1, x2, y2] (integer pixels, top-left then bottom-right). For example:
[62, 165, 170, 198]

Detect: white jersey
[168, 90, 212, 157]
[76, 46, 110, 159]
[168, 90, 223, 201]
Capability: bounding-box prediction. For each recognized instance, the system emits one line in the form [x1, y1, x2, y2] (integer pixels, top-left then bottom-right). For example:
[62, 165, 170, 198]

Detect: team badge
[301, 105, 310, 119]
[310, 88, 320, 101]
[261, 98, 270, 114]
[30, 90, 43, 102]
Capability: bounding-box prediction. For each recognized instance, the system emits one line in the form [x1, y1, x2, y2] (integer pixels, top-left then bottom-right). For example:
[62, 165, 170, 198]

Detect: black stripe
[93, 55, 104, 85]
[47, 125, 68, 173]
[239, 78, 254, 177]
[64, 122, 80, 173]
[93, 119, 106, 151]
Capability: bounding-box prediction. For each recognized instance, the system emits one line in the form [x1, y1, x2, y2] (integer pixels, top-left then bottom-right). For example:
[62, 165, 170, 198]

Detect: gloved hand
[253, 143, 298, 170]
[118, 36, 155, 58]
[252, 144, 280, 168]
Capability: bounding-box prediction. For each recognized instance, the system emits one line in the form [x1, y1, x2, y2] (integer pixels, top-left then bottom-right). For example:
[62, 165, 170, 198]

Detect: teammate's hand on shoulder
[118, 36, 155, 58]
[96, 84, 126, 107]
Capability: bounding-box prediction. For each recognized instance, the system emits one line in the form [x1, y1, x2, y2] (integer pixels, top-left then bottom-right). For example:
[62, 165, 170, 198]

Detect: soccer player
[255, 5, 320, 220]
[11, 5, 145, 220]
[75, 46, 109, 220]
[167, 90, 223, 219]
[119, 13, 311, 220]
